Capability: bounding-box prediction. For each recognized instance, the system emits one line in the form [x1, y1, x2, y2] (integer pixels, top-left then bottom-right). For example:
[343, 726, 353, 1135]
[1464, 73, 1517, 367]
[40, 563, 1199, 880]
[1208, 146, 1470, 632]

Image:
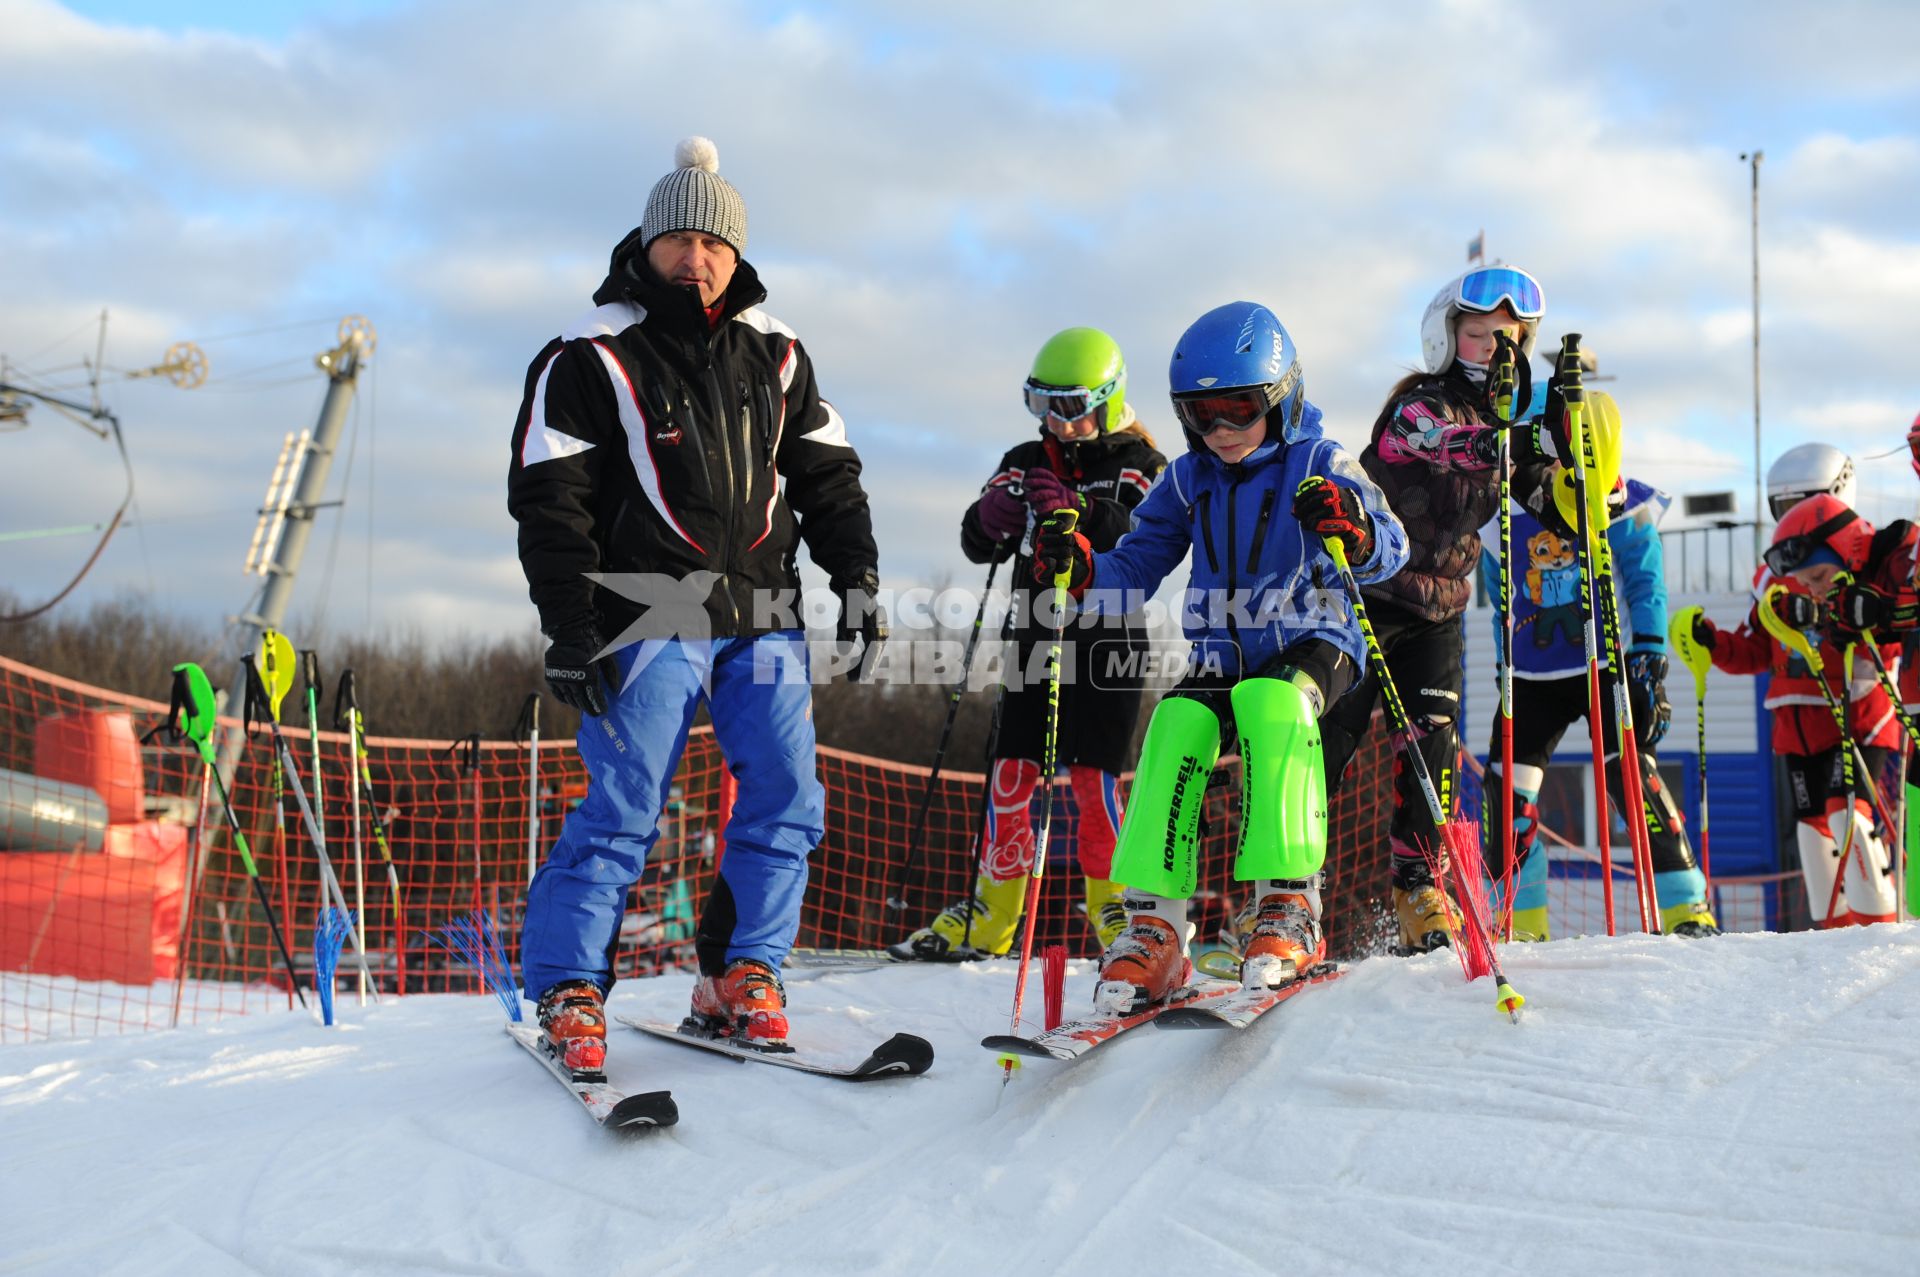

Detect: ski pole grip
[302, 650, 323, 704]
[333, 669, 356, 729]
[1757, 584, 1820, 669]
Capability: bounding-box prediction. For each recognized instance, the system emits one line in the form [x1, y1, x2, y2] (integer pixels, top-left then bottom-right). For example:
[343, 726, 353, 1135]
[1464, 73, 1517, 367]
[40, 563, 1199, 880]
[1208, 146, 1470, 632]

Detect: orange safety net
[12, 648, 1806, 1044]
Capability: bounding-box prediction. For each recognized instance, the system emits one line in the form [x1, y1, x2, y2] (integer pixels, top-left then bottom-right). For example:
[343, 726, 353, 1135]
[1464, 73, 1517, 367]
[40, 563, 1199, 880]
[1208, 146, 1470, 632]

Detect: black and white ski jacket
[508, 248, 878, 640]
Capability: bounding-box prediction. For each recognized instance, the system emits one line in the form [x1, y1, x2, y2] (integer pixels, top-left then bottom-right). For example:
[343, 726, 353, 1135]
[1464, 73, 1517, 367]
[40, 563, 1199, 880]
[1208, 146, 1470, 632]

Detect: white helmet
[1419, 265, 1545, 374]
[1766, 443, 1855, 520]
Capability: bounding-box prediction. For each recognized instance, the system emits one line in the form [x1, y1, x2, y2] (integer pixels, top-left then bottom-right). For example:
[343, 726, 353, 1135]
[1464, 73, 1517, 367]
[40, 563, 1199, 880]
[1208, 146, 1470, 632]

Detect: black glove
[1511, 417, 1565, 465]
[1538, 334, 1583, 465]
[1488, 330, 1534, 428]
[1777, 590, 1820, 630]
[832, 569, 888, 679]
[1033, 511, 1093, 594]
[1626, 649, 1671, 747]
[544, 621, 619, 717]
[1690, 613, 1717, 652]
[1829, 580, 1889, 635]
[1292, 477, 1374, 563]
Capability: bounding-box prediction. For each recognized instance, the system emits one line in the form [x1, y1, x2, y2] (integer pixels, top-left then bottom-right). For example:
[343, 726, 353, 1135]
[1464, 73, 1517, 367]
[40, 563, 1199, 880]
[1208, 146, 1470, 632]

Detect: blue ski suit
[1083, 402, 1408, 677]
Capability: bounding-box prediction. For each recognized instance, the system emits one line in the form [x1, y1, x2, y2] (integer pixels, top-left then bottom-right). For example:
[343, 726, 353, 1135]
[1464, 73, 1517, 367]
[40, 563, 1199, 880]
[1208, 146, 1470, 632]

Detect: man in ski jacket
[507, 137, 882, 1073]
[1480, 476, 1718, 939]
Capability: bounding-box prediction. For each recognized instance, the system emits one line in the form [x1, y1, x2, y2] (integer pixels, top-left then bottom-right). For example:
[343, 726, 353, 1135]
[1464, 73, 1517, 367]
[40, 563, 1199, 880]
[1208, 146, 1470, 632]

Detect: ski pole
[962, 581, 1020, 955]
[1303, 480, 1523, 1021]
[1669, 606, 1714, 892]
[1572, 400, 1660, 934]
[332, 671, 368, 1004]
[335, 671, 408, 992]
[889, 551, 1007, 918]
[301, 651, 327, 866]
[513, 693, 542, 885]
[1554, 337, 1624, 934]
[259, 630, 298, 1001]
[243, 655, 381, 999]
[448, 733, 484, 990]
[1755, 585, 1888, 926]
[1000, 508, 1077, 1084]
[1490, 333, 1522, 935]
[152, 663, 308, 1007]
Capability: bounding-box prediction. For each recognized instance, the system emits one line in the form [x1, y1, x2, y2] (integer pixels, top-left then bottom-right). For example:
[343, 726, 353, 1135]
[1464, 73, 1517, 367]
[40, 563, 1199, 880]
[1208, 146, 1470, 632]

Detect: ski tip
[866, 1032, 935, 1076]
[605, 1090, 679, 1134]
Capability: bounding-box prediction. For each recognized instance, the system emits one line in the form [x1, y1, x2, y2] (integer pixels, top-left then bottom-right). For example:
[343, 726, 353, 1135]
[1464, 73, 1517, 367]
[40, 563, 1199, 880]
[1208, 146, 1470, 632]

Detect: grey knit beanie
[640, 136, 747, 256]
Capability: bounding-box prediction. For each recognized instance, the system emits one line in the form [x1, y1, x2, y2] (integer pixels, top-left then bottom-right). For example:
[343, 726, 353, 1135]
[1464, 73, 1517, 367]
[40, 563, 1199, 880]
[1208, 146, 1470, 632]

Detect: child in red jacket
[1690, 495, 1902, 926]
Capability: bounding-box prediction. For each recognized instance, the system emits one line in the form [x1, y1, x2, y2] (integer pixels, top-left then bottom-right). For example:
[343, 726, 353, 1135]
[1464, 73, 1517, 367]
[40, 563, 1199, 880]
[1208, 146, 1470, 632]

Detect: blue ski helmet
[1168, 302, 1306, 445]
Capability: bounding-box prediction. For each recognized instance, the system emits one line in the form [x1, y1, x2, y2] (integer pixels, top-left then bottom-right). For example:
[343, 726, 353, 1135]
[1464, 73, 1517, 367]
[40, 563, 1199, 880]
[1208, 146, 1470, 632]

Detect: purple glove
[1020, 467, 1082, 516]
[974, 484, 1027, 541]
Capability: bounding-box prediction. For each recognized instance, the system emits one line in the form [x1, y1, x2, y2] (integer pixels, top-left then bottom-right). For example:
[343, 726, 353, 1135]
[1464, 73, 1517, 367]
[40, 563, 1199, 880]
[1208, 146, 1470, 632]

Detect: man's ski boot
[1240, 890, 1325, 989]
[1394, 883, 1461, 953]
[1084, 876, 1129, 949]
[1659, 900, 1722, 938]
[1093, 897, 1192, 1015]
[688, 958, 790, 1048]
[887, 871, 1026, 961]
[535, 979, 608, 1079]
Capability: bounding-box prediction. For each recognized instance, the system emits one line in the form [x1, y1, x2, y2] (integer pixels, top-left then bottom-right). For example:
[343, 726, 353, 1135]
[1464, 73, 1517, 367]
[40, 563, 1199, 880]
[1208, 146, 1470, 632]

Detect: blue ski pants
[519, 632, 824, 999]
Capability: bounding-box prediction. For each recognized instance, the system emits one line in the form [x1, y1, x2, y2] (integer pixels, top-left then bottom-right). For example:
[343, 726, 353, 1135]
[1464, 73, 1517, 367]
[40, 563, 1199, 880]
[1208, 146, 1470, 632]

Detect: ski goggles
[1172, 386, 1272, 436]
[1763, 507, 1859, 576]
[1453, 266, 1545, 320]
[1022, 376, 1119, 424]
[1172, 362, 1302, 437]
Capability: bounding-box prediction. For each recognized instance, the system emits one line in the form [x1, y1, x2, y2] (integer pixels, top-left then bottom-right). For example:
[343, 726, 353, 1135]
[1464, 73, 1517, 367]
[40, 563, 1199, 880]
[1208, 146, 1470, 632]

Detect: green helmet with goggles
[1022, 327, 1132, 434]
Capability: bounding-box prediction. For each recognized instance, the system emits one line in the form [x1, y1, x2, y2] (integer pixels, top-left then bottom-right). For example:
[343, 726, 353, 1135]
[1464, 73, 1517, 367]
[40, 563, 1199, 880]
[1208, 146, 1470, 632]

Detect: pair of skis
[508, 1013, 935, 1138]
[983, 963, 1342, 1062]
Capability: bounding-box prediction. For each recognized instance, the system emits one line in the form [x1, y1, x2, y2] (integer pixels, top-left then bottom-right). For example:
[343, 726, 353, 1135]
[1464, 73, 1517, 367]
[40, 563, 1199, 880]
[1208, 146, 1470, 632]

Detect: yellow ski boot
[1083, 876, 1128, 948]
[1394, 883, 1461, 953]
[1659, 899, 1721, 938]
[887, 872, 1027, 961]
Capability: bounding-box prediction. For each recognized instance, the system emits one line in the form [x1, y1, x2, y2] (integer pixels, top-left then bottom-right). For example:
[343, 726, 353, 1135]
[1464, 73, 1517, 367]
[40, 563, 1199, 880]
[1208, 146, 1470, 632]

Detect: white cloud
[1, 0, 1917, 638]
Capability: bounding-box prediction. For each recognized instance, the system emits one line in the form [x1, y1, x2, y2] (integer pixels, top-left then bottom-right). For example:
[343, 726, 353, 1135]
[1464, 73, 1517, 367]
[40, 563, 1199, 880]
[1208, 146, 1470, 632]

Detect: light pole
[1740, 149, 1764, 562]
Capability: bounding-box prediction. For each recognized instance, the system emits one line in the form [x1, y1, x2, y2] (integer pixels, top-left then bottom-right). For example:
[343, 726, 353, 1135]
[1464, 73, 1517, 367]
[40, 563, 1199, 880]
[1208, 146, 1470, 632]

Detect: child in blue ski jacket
[1480, 472, 1718, 939]
[1035, 301, 1407, 1011]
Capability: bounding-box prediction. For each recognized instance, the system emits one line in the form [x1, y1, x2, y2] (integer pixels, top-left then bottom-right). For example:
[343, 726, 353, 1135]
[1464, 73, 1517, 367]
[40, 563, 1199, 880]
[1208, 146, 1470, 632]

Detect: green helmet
[1023, 327, 1130, 434]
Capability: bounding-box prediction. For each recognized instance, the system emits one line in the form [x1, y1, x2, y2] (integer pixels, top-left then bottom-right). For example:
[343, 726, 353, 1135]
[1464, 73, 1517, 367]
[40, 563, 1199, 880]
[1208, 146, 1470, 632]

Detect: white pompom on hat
[641, 135, 747, 255]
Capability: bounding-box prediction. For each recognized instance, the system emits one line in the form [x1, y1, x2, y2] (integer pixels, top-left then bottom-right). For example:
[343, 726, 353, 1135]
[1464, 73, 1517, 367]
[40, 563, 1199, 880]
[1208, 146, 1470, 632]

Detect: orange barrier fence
[0, 653, 1414, 1041]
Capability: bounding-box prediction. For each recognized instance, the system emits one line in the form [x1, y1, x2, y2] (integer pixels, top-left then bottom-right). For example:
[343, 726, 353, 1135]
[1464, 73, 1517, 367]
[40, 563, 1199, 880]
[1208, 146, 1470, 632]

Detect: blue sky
[3, 0, 1918, 640]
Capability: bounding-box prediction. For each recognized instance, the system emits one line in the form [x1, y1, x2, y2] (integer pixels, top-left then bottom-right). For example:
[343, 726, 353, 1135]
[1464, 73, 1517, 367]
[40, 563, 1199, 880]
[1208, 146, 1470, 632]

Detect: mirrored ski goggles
[1763, 508, 1859, 575]
[1454, 266, 1545, 320]
[1172, 386, 1273, 436]
[1023, 377, 1119, 423]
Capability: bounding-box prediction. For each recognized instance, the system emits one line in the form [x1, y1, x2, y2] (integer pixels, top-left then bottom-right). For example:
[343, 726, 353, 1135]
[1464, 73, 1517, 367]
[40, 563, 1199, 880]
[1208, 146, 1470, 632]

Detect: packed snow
[3, 925, 1918, 1275]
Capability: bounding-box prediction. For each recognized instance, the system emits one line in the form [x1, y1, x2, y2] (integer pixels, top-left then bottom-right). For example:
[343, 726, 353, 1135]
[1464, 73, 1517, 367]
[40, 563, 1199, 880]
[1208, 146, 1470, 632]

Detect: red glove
[1292, 477, 1374, 563]
[1020, 467, 1082, 515]
[1033, 511, 1092, 597]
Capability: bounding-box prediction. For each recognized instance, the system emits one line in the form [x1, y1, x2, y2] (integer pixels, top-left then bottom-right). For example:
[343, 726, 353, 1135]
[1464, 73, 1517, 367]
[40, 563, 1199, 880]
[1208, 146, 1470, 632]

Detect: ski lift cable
[0, 381, 138, 623]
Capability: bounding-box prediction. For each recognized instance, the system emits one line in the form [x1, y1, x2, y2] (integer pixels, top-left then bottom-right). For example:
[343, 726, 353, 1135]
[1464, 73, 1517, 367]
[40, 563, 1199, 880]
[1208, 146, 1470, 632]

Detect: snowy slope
[4, 926, 1919, 1276]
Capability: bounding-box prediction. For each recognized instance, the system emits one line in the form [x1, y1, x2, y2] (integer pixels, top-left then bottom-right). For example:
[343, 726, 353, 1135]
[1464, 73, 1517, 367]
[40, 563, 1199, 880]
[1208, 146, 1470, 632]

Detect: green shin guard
[1907, 781, 1920, 919]
[1230, 676, 1327, 882]
[1110, 696, 1221, 899]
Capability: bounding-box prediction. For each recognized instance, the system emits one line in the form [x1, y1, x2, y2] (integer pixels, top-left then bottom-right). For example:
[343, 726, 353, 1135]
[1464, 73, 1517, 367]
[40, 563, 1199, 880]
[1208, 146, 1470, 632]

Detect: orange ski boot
[689, 958, 790, 1047]
[1240, 889, 1325, 989]
[535, 979, 608, 1078]
[1093, 906, 1192, 1015]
